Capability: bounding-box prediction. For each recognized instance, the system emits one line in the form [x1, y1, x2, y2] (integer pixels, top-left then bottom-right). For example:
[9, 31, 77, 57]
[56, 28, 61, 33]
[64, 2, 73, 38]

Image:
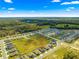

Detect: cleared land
[11, 34, 50, 55]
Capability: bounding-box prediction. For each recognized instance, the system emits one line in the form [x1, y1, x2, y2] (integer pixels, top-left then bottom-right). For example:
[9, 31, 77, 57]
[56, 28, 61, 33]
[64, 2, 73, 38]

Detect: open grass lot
[44, 45, 68, 59]
[11, 34, 50, 55]
[44, 39, 79, 59]
[73, 39, 79, 46]
[69, 38, 79, 50]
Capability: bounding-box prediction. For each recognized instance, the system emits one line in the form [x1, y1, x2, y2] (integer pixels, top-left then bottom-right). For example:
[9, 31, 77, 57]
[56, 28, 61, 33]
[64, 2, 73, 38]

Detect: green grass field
[11, 34, 50, 55]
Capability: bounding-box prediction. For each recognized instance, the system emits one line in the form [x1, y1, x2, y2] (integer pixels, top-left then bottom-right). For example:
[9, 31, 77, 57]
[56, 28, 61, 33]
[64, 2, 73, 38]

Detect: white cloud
[1, 13, 79, 17]
[61, 1, 79, 5]
[66, 7, 75, 12]
[69, 7, 75, 9]
[7, 8, 15, 13]
[51, 0, 60, 2]
[8, 8, 15, 11]
[4, 0, 13, 3]
[7, 11, 12, 13]
[66, 9, 71, 12]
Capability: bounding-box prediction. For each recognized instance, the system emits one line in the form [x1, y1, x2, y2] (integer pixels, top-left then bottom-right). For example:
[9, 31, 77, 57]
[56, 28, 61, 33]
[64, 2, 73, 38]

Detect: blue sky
[0, 0, 79, 17]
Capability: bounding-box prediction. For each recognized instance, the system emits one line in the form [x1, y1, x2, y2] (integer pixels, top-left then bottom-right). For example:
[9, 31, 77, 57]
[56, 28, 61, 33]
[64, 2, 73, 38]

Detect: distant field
[0, 17, 79, 38]
[0, 18, 50, 38]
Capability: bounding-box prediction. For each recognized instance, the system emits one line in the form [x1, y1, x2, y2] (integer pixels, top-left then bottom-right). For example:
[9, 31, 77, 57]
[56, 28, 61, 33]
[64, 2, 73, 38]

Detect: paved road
[0, 40, 8, 59]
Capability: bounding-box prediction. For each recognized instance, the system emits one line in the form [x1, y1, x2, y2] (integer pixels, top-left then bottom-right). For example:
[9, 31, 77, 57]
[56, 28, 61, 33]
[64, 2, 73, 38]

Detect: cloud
[66, 7, 75, 12]
[61, 1, 79, 5]
[4, 0, 13, 3]
[7, 8, 15, 13]
[51, 0, 60, 2]
[69, 7, 75, 9]
[66, 9, 71, 12]
[8, 8, 15, 11]
[7, 11, 12, 13]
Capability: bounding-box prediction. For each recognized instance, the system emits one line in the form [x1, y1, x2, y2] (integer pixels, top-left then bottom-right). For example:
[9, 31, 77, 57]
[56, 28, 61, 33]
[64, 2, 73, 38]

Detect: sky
[0, 0, 79, 17]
